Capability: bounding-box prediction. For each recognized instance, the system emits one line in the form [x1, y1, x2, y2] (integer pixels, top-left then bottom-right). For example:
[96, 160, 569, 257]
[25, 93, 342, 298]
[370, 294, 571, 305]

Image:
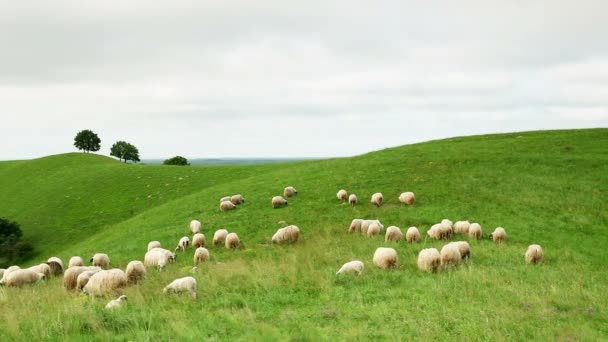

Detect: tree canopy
[73, 129, 101, 153]
[110, 141, 140, 163]
[163, 156, 190, 166]
[0, 218, 34, 267]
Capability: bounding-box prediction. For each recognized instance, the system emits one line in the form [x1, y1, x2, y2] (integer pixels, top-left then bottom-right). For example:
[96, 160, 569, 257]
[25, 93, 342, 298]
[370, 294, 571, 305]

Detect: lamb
[337, 189, 348, 202]
[284, 186, 298, 197]
[90, 253, 110, 269]
[371, 193, 384, 207]
[525, 244, 544, 264]
[193, 247, 210, 264]
[83, 269, 128, 297]
[220, 196, 231, 203]
[69, 256, 84, 268]
[336, 260, 364, 275]
[385, 226, 404, 242]
[76, 270, 101, 290]
[163, 276, 197, 298]
[213, 229, 229, 246]
[27, 263, 52, 278]
[271, 196, 288, 208]
[406, 227, 421, 243]
[230, 194, 245, 205]
[468, 223, 483, 240]
[147, 241, 162, 251]
[490, 227, 507, 243]
[225, 232, 240, 249]
[193, 233, 206, 248]
[220, 200, 237, 211]
[63, 266, 101, 290]
[348, 219, 363, 233]
[448, 241, 471, 259]
[373, 247, 399, 269]
[367, 222, 382, 237]
[190, 220, 201, 234]
[105, 295, 127, 310]
[144, 248, 176, 270]
[417, 248, 441, 272]
[348, 194, 358, 206]
[272, 225, 300, 244]
[175, 236, 191, 251]
[398, 192, 415, 205]
[1, 269, 45, 287]
[453, 221, 471, 234]
[440, 244, 461, 267]
[125, 260, 146, 284]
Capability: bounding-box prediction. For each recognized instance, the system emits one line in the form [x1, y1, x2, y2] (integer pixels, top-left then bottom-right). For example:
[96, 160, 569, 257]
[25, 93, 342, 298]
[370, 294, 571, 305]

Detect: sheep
[220, 196, 231, 203]
[406, 227, 421, 243]
[453, 221, 471, 234]
[63, 266, 101, 290]
[27, 263, 52, 278]
[125, 260, 146, 284]
[284, 186, 298, 197]
[105, 295, 127, 310]
[468, 223, 483, 240]
[213, 229, 229, 246]
[348, 219, 363, 233]
[525, 244, 544, 264]
[448, 241, 471, 259]
[272, 225, 300, 244]
[46, 261, 64, 276]
[348, 194, 357, 206]
[193, 247, 210, 264]
[399, 192, 416, 205]
[490, 227, 507, 243]
[144, 248, 176, 270]
[441, 219, 454, 237]
[361, 219, 384, 235]
[336, 260, 364, 275]
[69, 256, 84, 268]
[83, 269, 128, 297]
[225, 232, 240, 249]
[230, 194, 245, 205]
[0, 266, 20, 284]
[193, 233, 206, 248]
[371, 192, 384, 207]
[220, 200, 237, 211]
[90, 253, 110, 269]
[427, 223, 451, 240]
[147, 241, 162, 251]
[76, 270, 101, 290]
[367, 222, 382, 237]
[163, 276, 197, 298]
[175, 236, 191, 252]
[337, 189, 348, 202]
[47, 257, 64, 270]
[1, 269, 45, 287]
[440, 244, 461, 267]
[271, 196, 288, 208]
[190, 220, 201, 234]
[385, 226, 404, 242]
[417, 248, 441, 272]
[373, 247, 399, 269]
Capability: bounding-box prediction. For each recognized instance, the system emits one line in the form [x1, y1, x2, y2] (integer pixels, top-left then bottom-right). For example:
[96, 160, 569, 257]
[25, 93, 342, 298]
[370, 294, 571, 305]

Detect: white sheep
[90, 253, 110, 269]
[27, 263, 52, 278]
[468, 223, 483, 240]
[361, 219, 384, 235]
[230, 194, 245, 205]
[105, 295, 128, 310]
[1, 269, 45, 287]
[144, 248, 176, 270]
[337, 189, 348, 202]
[0, 266, 20, 284]
[406, 227, 421, 243]
[417, 248, 441, 272]
[193, 247, 210, 264]
[46, 257, 64, 276]
[284, 186, 298, 197]
[125, 260, 146, 284]
[147, 241, 162, 251]
[373, 247, 399, 269]
[68, 256, 84, 268]
[440, 244, 461, 267]
[441, 219, 454, 237]
[76, 269, 101, 291]
[448, 241, 471, 259]
[525, 244, 544, 264]
[213, 229, 229, 246]
[225, 232, 240, 249]
[348, 194, 357, 206]
[63, 266, 101, 290]
[427, 223, 451, 240]
[371, 193, 384, 207]
[348, 219, 363, 233]
[83, 269, 127, 297]
[399, 192, 415, 205]
[271, 196, 288, 208]
[220, 200, 237, 211]
[164, 276, 197, 298]
[336, 260, 364, 275]
[47, 257, 64, 270]
[453, 221, 471, 234]
[385, 226, 404, 242]
[490, 227, 507, 243]
[175, 236, 191, 251]
[272, 225, 300, 244]
[190, 220, 201, 234]
[220, 196, 231, 203]
[193, 233, 206, 248]
[367, 222, 382, 237]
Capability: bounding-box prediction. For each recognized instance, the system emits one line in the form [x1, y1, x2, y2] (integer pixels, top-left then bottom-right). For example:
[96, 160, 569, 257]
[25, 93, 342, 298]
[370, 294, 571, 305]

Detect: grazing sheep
[220, 196, 231, 203]
[63, 266, 101, 290]
[230, 194, 245, 205]
[525, 244, 544, 264]
[284, 186, 298, 197]
[271, 196, 288, 208]
[0, 266, 20, 284]
[361, 219, 384, 235]
[406, 227, 421, 243]
[193, 247, 210, 264]
[373, 247, 399, 270]
[453, 221, 471, 234]
[147, 241, 162, 251]
[213, 229, 229, 246]
[90, 253, 110, 269]
[220, 200, 237, 211]
[468, 223, 483, 240]
[448, 241, 471, 259]
[417, 248, 441, 273]
[440, 244, 461, 267]
[105, 295, 128, 310]
[367, 222, 382, 237]
[164, 276, 197, 298]
[193, 233, 206, 248]
[348, 194, 358, 206]
[76, 270, 101, 291]
[336, 260, 364, 275]
[27, 263, 52, 278]
[385, 226, 404, 242]
[125, 261, 146, 284]
[190, 220, 201, 234]
[337, 189, 348, 202]
[225, 233, 240, 249]
[272, 225, 300, 244]
[399, 192, 416, 205]
[144, 248, 176, 270]
[441, 219, 454, 236]
[490, 227, 507, 243]
[175, 236, 191, 251]
[47, 257, 64, 270]
[83, 269, 128, 297]
[46, 261, 64, 276]
[371, 193, 384, 207]
[1, 269, 45, 287]
[69, 256, 84, 268]
[427, 223, 451, 240]
[348, 219, 363, 233]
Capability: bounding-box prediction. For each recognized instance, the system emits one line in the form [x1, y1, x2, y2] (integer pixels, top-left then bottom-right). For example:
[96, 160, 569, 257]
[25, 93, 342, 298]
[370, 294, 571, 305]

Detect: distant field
[142, 157, 319, 166]
[0, 129, 606, 340]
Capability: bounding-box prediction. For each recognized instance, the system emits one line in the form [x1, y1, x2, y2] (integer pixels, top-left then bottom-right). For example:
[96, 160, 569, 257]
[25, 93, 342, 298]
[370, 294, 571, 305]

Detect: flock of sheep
[0, 185, 545, 309]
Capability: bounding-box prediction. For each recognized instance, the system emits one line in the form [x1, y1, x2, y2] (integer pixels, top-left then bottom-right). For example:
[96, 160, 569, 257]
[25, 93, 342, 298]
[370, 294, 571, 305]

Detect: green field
[0, 129, 607, 340]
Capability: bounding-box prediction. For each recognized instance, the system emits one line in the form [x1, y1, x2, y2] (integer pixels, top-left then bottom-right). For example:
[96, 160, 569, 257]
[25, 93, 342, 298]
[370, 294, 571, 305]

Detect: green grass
[1, 128, 607, 340]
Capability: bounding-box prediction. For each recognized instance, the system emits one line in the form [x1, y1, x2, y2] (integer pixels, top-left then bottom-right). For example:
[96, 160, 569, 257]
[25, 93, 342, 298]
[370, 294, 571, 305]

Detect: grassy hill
[0, 129, 607, 340]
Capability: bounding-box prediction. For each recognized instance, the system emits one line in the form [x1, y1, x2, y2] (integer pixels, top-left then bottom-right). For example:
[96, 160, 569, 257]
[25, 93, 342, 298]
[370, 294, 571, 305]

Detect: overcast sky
[1, 1, 607, 160]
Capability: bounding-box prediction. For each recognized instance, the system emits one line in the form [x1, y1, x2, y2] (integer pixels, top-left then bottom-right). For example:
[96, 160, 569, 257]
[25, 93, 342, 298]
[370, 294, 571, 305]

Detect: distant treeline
[141, 158, 319, 166]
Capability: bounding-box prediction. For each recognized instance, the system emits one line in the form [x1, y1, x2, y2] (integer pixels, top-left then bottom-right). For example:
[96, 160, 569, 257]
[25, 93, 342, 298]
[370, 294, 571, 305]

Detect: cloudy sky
[1, 1, 607, 160]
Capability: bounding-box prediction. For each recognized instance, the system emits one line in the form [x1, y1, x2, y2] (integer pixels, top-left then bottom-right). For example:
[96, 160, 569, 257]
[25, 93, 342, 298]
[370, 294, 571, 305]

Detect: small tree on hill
[73, 129, 101, 153]
[110, 141, 140, 163]
[0, 218, 34, 267]
[163, 156, 190, 166]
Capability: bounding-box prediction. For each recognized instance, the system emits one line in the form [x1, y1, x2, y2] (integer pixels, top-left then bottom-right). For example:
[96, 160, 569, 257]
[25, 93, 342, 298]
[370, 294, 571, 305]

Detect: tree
[73, 129, 101, 153]
[163, 156, 190, 166]
[110, 141, 140, 163]
[0, 218, 34, 267]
